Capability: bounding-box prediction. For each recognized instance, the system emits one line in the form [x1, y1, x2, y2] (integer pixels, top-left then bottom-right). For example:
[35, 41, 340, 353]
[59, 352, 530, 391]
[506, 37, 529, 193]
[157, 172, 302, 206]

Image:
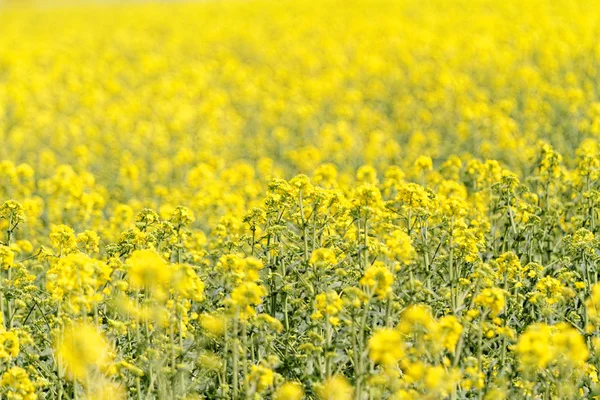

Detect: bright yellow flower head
[126, 250, 170, 293]
[199, 313, 227, 336]
[438, 315, 463, 352]
[368, 328, 404, 366]
[248, 364, 274, 393]
[586, 283, 600, 325]
[398, 305, 437, 335]
[49, 224, 77, 255]
[55, 322, 113, 381]
[231, 282, 267, 319]
[474, 288, 505, 316]
[317, 376, 353, 400]
[274, 382, 304, 400]
[515, 322, 589, 372]
[360, 262, 394, 299]
[313, 291, 344, 325]
[385, 230, 416, 266]
[310, 248, 337, 269]
[0, 331, 20, 359]
[0, 245, 15, 270]
[1, 367, 36, 400]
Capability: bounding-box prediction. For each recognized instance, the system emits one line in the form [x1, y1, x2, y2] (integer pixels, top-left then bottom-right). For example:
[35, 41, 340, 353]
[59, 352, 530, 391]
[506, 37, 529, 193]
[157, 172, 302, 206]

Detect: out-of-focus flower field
[1, 0, 600, 398]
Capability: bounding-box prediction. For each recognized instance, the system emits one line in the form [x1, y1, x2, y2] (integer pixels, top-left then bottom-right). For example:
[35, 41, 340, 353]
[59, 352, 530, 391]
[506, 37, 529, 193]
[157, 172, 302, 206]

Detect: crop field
[1, 0, 600, 398]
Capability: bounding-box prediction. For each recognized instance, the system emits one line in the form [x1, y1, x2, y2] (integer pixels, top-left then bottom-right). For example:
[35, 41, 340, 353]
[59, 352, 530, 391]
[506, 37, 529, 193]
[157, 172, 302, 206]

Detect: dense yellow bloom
[385, 230, 416, 266]
[474, 288, 505, 316]
[171, 263, 205, 301]
[515, 323, 589, 372]
[452, 222, 483, 263]
[515, 324, 554, 371]
[423, 365, 460, 395]
[274, 382, 304, 400]
[76, 230, 100, 254]
[199, 313, 227, 337]
[360, 262, 394, 299]
[414, 156, 433, 173]
[0, 331, 19, 359]
[46, 253, 112, 313]
[126, 250, 169, 293]
[1, 367, 36, 400]
[530, 276, 573, 306]
[55, 322, 113, 381]
[231, 282, 267, 319]
[368, 328, 404, 366]
[586, 283, 600, 325]
[395, 183, 434, 211]
[310, 248, 337, 269]
[313, 164, 338, 189]
[398, 305, 437, 335]
[0, 245, 14, 270]
[217, 254, 264, 283]
[49, 225, 77, 255]
[169, 205, 195, 227]
[493, 252, 522, 282]
[0, 200, 26, 225]
[437, 316, 463, 352]
[0, 0, 599, 398]
[317, 376, 353, 400]
[248, 364, 274, 392]
[552, 323, 589, 366]
[313, 291, 344, 326]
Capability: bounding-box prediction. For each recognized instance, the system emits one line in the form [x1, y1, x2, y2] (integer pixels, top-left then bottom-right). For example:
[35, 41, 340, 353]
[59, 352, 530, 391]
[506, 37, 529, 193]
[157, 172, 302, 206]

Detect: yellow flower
[217, 254, 264, 283]
[360, 262, 394, 299]
[313, 291, 343, 325]
[0, 200, 26, 225]
[368, 328, 404, 366]
[171, 263, 205, 301]
[398, 305, 437, 335]
[356, 165, 378, 184]
[248, 364, 274, 392]
[199, 313, 227, 336]
[231, 282, 266, 319]
[317, 376, 353, 400]
[313, 164, 338, 188]
[310, 248, 337, 269]
[0, 331, 19, 359]
[274, 382, 304, 400]
[414, 155, 433, 173]
[55, 322, 113, 381]
[515, 323, 555, 371]
[49, 224, 77, 255]
[474, 288, 505, 316]
[169, 205, 195, 227]
[552, 322, 589, 366]
[385, 230, 416, 266]
[126, 250, 170, 293]
[424, 365, 459, 394]
[46, 253, 112, 314]
[586, 283, 600, 325]
[0, 245, 14, 270]
[76, 230, 100, 253]
[1, 367, 36, 400]
[515, 322, 589, 372]
[438, 315, 463, 352]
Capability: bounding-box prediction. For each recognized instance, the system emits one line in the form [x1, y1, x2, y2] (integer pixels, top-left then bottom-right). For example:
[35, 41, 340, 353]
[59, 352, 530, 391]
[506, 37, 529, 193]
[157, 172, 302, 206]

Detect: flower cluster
[0, 0, 598, 398]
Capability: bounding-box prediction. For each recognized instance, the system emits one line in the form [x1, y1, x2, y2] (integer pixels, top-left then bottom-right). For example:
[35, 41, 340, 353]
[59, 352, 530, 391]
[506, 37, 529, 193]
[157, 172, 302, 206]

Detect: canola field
[1, 0, 600, 398]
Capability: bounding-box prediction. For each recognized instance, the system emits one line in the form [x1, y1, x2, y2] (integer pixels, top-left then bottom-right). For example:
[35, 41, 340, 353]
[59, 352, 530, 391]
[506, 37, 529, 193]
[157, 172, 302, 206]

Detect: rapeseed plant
[0, 0, 599, 398]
